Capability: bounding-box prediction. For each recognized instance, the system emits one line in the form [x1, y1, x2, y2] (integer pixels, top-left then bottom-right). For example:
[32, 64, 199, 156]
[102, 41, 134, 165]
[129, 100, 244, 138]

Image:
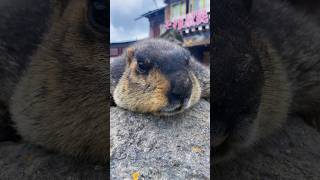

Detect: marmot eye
[136, 60, 152, 74]
[87, 0, 107, 33]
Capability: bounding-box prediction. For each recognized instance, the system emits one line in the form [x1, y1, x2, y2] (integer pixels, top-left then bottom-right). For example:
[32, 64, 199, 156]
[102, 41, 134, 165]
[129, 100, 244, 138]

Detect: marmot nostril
[169, 92, 187, 103]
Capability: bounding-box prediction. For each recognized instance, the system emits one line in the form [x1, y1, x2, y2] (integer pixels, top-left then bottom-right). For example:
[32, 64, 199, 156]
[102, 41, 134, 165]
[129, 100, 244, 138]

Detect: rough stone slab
[214, 118, 320, 180]
[110, 100, 210, 179]
[0, 100, 209, 179]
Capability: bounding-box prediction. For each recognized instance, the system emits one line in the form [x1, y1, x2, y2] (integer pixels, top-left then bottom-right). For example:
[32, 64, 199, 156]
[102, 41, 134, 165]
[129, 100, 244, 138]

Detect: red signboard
[165, 9, 209, 30]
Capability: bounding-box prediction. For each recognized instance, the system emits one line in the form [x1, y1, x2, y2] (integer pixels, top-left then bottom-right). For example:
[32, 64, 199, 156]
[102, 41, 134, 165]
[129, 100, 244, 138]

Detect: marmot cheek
[147, 95, 168, 112]
[143, 70, 170, 112]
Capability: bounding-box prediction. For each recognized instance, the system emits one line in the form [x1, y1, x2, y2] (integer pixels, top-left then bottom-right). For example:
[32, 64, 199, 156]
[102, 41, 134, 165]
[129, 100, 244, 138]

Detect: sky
[110, 0, 166, 43]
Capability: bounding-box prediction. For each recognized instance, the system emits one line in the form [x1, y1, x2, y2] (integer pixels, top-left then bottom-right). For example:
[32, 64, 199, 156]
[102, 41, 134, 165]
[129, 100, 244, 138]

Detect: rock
[110, 100, 210, 179]
[214, 118, 320, 180]
[0, 100, 209, 179]
[3, 102, 320, 179]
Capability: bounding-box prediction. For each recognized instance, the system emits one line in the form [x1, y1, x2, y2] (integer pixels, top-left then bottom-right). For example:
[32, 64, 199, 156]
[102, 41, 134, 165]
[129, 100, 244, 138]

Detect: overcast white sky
[110, 0, 166, 43]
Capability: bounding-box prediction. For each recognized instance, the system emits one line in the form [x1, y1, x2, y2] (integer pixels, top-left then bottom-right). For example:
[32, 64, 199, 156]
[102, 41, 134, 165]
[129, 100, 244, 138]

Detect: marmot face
[8, 0, 109, 164]
[113, 39, 201, 116]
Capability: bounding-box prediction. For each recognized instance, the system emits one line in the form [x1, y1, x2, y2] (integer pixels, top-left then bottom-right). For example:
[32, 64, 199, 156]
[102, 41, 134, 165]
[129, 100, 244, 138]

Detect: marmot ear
[242, 0, 252, 12]
[126, 47, 135, 65]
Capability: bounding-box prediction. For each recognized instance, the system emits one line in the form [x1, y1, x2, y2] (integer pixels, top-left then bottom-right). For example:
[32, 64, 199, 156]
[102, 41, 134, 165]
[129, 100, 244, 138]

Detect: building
[138, 0, 210, 65]
[110, 40, 136, 57]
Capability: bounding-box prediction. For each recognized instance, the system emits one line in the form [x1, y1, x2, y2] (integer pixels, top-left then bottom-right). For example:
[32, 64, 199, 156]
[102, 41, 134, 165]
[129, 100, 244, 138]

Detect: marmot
[213, 0, 320, 163]
[285, 0, 320, 25]
[110, 38, 210, 116]
[0, 0, 210, 165]
[0, 0, 108, 164]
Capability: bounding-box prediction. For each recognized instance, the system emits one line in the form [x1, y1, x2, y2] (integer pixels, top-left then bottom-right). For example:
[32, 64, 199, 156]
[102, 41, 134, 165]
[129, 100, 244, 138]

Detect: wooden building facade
[139, 0, 210, 65]
[110, 40, 136, 57]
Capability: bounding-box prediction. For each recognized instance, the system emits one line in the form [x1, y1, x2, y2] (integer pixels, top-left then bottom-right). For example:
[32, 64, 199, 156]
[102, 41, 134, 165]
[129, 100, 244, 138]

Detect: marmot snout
[112, 39, 202, 116]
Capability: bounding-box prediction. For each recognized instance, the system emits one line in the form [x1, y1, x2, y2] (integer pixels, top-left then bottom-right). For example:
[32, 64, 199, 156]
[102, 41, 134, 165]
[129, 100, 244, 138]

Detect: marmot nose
[168, 71, 192, 103]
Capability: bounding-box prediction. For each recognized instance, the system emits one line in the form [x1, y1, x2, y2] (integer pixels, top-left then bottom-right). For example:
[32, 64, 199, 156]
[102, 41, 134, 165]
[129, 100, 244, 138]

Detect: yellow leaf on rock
[132, 171, 140, 180]
[192, 146, 203, 153]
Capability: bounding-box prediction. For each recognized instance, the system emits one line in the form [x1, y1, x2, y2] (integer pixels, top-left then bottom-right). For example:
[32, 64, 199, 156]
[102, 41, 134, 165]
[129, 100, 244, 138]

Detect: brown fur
[0, 0, 52, 141]
[116, 64, 170, 113]
[1, 0, 109, 164]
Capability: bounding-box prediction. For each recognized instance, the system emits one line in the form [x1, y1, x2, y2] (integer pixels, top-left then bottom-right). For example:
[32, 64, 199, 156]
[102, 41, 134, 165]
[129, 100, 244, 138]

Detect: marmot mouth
[157, 103, 184, 116]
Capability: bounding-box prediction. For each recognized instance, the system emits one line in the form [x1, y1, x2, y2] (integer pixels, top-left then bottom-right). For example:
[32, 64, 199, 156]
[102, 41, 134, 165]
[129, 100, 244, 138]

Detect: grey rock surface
[214, 118, 320, 180]
[110, 100, 210, 179]
[1, 105, 320, 179]
[0, 142, 105, 180]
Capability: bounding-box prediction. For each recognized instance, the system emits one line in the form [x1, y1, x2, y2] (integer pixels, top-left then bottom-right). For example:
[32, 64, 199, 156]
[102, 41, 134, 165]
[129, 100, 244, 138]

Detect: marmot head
[113, 39, 201, 116]
[11, 0, 109, 163]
